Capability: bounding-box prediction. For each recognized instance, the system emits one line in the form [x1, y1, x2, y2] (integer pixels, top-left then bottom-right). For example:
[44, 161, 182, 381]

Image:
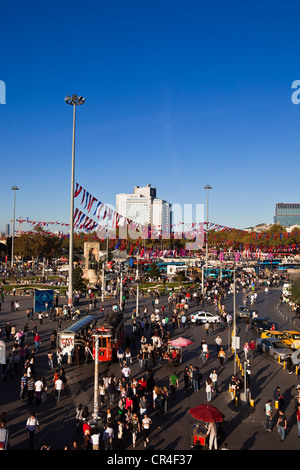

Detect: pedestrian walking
[249, 339, 256, 359]
[25, 412, 40, 450]
[200, 341, 209, 363]
[117, 419, 124, 450]
[276, 409, 287, 441]
[99, 379, 106, 406]
[55, 375, 64, 402]
[205, 377, 213, 402]
[20, 373, 27, 400]
[243, 342, 249, 361]
[34, 377, 44, 405]
[34, 332, 41, 353]
[218, 347, 226, 369]
[38, 311, 43, 325]
[183, 366, 190, 390]
[142, 414, 152, 447]
[265, 399, 273, 431]
[130, 412, 141, 448]
[47, 351, 54, 369]
[210, 369, 219, 396]
[192, 366, 201, 392]
[215, 335, 222, 353]
[27, 375, 35, 404]
[169, 371, 179, 400]
[103, 423, 114, 450]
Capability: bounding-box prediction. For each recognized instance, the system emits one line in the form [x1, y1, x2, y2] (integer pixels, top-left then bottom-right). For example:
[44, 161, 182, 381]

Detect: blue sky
[1, 0, 300, 235]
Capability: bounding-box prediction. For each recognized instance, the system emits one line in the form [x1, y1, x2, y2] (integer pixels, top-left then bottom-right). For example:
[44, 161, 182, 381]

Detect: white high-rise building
[116, 185, 171, 236]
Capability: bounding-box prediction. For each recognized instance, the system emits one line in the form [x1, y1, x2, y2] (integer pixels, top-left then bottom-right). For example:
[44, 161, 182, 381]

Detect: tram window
[101, 337, 107, 348]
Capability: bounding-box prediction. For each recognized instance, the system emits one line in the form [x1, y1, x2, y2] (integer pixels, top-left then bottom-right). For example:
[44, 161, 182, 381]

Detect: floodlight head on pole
[11, 185, 19, 191]
[204, 184, 212, 190]
[65, 94, 86, 106]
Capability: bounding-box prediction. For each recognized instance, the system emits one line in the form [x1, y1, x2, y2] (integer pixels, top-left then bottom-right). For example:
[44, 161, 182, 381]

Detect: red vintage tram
[92, 312, 125, 362]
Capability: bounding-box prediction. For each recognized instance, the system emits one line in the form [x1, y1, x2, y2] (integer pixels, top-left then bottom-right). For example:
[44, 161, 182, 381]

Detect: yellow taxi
[261, 330, 286, 341]
[280, 331, 300, 350]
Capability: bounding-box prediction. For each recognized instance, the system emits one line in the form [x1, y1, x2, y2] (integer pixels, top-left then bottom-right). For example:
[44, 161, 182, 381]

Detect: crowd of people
[1, 264, 300, 450]
[61, 286, 238, 450]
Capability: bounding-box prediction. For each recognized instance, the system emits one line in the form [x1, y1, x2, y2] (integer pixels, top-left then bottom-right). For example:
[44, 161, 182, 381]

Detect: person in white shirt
[200, 342, 209, 363]
[209, 369, 219, 395]
[55, 377, 64, 401]
[215, 335, 222, 353]
[206, 421, 218, 450]
[121, 365, 131, 382]
[34, 378, 43, 405]
[26, 413, 40, 450]
[90, 432, 101, 450]
[142, 414, 152, 447]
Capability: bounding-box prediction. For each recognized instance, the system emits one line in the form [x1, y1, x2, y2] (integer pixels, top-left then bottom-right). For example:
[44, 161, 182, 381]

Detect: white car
[190, 311, 219, 324]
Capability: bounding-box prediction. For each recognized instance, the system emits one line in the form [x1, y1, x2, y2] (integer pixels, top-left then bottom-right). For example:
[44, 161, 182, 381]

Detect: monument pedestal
[83, 269, 99, 285]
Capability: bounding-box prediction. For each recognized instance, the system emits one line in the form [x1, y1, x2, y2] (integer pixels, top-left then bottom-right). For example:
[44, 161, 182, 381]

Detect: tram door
[98, 335, 112, 361]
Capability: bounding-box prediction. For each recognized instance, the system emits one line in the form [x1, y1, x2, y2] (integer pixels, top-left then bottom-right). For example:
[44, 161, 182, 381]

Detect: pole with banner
[34, 289, 54, 313]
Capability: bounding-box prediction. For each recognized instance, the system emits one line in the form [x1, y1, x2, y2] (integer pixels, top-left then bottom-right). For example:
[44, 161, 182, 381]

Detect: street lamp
[65, 94, 85, 308]
[204, 184, 212, 274]
[11, 185, 19, 269]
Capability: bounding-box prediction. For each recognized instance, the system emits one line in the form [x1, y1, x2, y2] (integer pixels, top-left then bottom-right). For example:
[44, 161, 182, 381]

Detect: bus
[204, 267, 233, 279]
[277, 263, 300, 271]
[256, 259, 282, 271]
[92, 311, 125, 362]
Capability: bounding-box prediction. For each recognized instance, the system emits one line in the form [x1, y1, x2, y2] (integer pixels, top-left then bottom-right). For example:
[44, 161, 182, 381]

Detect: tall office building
[5, 224, 10, 236]
[274, 203, 300, 227]
[116, 185, 171, 236]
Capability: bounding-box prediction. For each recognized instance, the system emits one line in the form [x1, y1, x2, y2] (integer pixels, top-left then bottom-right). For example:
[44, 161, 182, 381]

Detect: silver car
[256, 337, 292, 361]
[237, 306, 251, 318]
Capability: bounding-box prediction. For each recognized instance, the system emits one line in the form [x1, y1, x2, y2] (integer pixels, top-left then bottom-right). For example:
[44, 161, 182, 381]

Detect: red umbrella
[189, 404, 225, 423]
[169, 337, 193, 347]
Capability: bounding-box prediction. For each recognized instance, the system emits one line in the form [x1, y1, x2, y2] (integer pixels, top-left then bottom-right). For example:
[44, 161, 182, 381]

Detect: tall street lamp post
[65, 94, 85, 308]
[11, 185, 19, 269]
[204, 184, 212, 282]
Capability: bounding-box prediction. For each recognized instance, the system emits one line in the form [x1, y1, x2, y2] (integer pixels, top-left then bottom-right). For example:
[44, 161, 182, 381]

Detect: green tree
[148, 262, 160, 279]
[73, 267, 86, 291]
[291, 278, 300, 306]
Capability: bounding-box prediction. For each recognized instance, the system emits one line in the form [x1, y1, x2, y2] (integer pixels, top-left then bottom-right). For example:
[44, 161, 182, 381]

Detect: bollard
[250, 398, 255, 407]
[283, 361, 286, 370]
[235, 396, 238, 406]
[275, 400, 279, 409]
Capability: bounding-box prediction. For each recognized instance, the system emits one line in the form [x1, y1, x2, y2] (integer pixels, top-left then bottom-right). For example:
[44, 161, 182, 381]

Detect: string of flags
[14, 182, 300, 255]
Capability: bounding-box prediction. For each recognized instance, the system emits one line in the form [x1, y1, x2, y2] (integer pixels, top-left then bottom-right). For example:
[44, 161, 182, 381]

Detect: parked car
[237, 306, 251, 318]
[252, 318, 278, 333]
[256, 337, 292, 361]
[281, 331, 300, 350]
[190, 311, 219, 324]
